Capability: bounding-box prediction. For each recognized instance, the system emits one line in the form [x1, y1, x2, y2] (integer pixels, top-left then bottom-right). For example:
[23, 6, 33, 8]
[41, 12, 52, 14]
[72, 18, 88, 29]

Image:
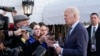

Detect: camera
[0, 6, 15, 12]
[21, 26, 32, 32]
[0, 14, 9, 30]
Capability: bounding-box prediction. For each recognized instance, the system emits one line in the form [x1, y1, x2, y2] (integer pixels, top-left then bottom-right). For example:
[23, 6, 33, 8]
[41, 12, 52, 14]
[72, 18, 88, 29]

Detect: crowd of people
[0, 7, 100, 56]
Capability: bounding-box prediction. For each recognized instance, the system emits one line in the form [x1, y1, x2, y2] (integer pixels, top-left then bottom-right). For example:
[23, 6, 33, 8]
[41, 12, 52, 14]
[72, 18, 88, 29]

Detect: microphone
[0, 6, 15, 12]
[32, 45, 46, 56]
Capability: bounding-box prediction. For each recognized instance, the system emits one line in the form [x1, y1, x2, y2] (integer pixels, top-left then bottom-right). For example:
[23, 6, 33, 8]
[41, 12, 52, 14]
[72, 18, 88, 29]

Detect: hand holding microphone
[53, 41, 60, 48]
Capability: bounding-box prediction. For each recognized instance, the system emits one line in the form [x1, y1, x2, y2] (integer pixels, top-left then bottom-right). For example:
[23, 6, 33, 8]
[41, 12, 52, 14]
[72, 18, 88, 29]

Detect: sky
[0, 0, 100, 24]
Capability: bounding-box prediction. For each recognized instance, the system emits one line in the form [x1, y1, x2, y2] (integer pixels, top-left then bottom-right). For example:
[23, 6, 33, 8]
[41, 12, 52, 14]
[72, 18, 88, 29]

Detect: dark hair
[39, 22, 46, 27]
[47, 32, 55, 36]
[90, 12, 99, 17]
[46, 32, 56, 41]
[29, 22, 38, 29]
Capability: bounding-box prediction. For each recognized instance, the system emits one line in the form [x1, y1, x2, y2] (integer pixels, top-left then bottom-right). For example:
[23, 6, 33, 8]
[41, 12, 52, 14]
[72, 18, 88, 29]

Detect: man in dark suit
[55, 7, 89, 56]
[87, 13, 100, 56]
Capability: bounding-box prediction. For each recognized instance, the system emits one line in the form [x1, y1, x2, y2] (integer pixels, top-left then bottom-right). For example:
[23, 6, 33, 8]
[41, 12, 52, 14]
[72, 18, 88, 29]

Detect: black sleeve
[3, 30, 9, 38]
[30, 40, 41, 52]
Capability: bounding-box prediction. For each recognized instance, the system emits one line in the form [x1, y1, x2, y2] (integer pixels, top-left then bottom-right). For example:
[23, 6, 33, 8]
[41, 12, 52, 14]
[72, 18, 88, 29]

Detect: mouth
[65, 20, 68, 22]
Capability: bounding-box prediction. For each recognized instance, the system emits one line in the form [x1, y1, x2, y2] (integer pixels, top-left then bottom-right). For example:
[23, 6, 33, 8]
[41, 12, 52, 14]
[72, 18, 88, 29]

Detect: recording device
[32, 45, 46, 56]
[53, 42, 60, 48]
[0, 6, 15, 12]
[21, 26, 32, 32]
[0, 14, 9, 30]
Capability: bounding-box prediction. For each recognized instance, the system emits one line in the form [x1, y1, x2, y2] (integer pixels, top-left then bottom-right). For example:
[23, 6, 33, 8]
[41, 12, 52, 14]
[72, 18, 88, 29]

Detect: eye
[64, 15, 67, 17]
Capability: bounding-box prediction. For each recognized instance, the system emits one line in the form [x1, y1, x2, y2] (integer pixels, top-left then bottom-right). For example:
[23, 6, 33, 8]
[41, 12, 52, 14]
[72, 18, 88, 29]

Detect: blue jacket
[63, 23, 89, 56]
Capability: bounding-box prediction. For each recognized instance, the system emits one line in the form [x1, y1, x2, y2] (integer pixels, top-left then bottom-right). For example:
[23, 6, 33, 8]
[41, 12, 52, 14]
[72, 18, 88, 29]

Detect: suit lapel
[95, 24, 100, 34]
[88, 25, 92, 38]
[88, 24, 100, 38]
[64, 22, 80, 46]
[69, 22, 80, 37]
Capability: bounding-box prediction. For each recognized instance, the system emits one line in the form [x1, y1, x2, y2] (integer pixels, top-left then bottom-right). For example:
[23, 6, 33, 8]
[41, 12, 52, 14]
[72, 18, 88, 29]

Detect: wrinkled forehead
[64, 10, 73, 16]
[64, 7, 79, 15]
[65, 9, 71, 13]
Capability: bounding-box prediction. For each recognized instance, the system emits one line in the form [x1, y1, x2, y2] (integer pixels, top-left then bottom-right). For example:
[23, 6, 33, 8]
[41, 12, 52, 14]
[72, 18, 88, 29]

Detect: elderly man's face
[90, 15, 99, 26]
[64, 9, 75, 26]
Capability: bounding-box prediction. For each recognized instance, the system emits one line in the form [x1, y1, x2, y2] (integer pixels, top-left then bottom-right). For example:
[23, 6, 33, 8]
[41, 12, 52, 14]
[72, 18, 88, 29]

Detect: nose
[37, 30, 40, 32]
[64, 17, 67, 20]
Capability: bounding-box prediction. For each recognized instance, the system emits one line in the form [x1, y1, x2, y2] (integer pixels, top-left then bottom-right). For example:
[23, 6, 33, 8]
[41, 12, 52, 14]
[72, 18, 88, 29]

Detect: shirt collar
[92, 24, 99, 31]
[71, 20, 79, 29]
[69, 21, 79, 34]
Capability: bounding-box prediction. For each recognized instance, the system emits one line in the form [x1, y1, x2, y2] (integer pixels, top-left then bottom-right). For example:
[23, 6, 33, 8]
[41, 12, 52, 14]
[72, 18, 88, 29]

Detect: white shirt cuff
[61, 48, 63, 55]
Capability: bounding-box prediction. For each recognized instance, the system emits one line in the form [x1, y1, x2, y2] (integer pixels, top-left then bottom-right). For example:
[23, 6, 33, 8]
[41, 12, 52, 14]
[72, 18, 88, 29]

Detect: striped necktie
[64, 27, 72, 44]
[91, 26, 96, 52]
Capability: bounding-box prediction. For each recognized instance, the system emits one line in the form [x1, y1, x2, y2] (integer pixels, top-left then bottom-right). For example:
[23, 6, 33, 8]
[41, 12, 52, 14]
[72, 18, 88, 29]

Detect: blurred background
[0, 0, 100, 25]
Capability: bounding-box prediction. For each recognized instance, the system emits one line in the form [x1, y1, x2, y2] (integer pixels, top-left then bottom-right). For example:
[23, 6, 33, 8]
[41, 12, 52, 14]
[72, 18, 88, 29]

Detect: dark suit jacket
[62, 22, 89, 56]
[44, 47, 58, 56]
[87, 24, 100, 56]
[18, 39, 41, 56]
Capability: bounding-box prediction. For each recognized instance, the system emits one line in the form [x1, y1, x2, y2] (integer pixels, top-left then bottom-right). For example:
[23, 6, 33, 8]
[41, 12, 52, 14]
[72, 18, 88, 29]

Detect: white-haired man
[55, 7, 89, 56]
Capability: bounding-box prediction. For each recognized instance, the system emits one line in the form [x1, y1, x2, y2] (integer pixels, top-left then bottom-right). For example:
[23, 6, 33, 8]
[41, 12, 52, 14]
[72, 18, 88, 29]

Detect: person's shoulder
[97, 24, 100, 31]
[98, 24, 100, 28]
[76, 23, 85, 29]
[76, 23, 87, 31]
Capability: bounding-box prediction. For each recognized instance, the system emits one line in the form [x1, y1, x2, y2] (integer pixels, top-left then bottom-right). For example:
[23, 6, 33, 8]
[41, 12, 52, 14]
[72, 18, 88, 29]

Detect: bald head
[64, 7, 80, 26]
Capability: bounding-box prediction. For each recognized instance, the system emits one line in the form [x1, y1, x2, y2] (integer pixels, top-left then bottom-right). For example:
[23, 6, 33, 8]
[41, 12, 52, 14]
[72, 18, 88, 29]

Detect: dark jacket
[18, 39, 41, 56]
[87, 24, 100, 56]
[63, 22, 89, 56]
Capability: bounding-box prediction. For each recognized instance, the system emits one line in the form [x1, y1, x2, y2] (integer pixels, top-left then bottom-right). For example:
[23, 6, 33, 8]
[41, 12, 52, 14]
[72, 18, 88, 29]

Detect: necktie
[67, 27, 71, 37]
[91, 26, 96, 52]
[64, 27, 72, 44]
